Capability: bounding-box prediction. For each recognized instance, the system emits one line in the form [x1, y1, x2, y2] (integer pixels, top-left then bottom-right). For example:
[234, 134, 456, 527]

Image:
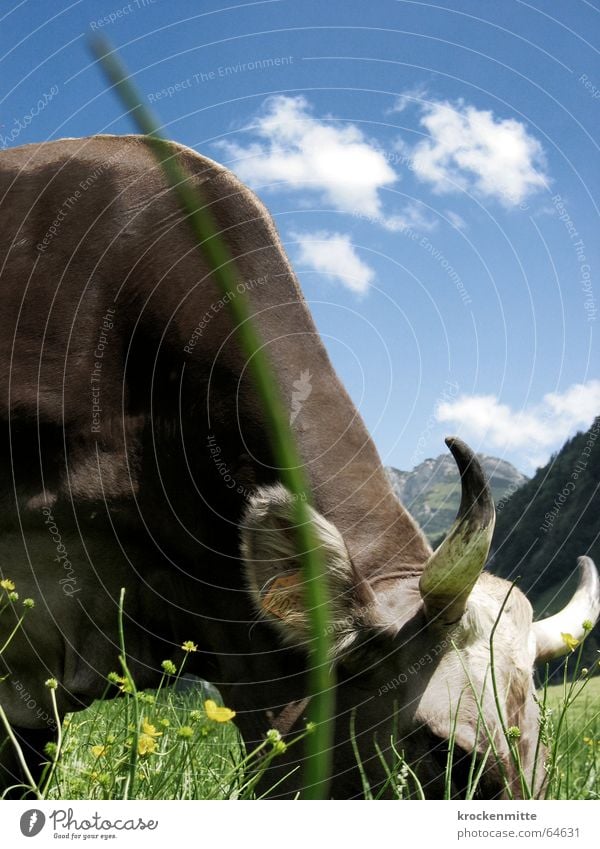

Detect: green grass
[45, 687, 244, 801]
[42, 682, 311, 801]
[544, 676, 600, 800]
[32, 673, 598, 801]
[3, 576, 597, 801]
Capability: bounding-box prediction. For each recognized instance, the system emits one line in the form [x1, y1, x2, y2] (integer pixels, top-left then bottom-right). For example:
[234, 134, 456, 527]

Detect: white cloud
[436, 380, 600, 467]
[445, 210, 468, 231]
[388, 84, 429, 115]
[291, 230, 375, 294]
[216, 95, 399, 220]
[383, 201, 437, 233]
[407, 99, 548, 207]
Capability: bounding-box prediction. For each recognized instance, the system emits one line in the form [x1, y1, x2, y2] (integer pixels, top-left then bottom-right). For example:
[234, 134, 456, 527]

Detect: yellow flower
[135, 718, 163, 755]
[204, 699, 236, 723]
[141, 718, 162, 739]
[91, 745, 107, 758]
[181, 640, 198, 653]
[137, 734, 158, 756]
[561, 632, 580, 652]
[0, 579, 15, 591]
[108, 673, 133, 694]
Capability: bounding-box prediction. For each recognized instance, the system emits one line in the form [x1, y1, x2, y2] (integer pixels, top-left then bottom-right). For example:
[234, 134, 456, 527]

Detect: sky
[1, 0, 599, 474]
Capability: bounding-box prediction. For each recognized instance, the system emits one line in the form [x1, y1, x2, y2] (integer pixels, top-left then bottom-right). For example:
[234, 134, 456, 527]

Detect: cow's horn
[419, 437, 496, 624]
[533, 557, 600, 664]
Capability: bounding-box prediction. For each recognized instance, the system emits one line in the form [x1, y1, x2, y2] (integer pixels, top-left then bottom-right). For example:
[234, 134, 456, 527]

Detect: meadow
[36, 671, 599, 801]
[1, 577, 599, 800]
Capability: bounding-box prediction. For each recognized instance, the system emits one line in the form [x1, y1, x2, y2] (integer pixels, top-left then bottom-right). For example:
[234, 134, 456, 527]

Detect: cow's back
[0, 136, 292, 524]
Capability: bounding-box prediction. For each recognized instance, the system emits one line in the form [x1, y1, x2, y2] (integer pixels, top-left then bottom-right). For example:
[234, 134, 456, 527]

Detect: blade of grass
[89, 37, 335, 799]
[0, 704, 42, 799]
[488, 580, 531, 799]
[389, 739, 426, 800]
[450, 643, 514, 799]
[117, 588, 139, 800]
[349, 709, 373, 799]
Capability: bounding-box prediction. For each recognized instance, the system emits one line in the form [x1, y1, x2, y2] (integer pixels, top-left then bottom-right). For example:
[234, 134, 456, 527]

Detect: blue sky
[2, 0, 599, 474]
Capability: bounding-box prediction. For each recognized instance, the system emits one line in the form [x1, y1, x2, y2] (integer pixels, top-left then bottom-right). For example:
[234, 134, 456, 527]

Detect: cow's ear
[240, 484, 356, 649]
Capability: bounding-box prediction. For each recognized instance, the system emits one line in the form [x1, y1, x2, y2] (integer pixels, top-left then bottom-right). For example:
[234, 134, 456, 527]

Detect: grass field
[543, 675, 600, 800]
[37, 674, 599, 801]
[45, 685, 244, 801]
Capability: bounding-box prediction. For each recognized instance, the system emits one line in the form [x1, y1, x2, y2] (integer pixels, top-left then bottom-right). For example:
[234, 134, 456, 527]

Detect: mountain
[386, 454, 528, 542]
[489, 417, 600, 669]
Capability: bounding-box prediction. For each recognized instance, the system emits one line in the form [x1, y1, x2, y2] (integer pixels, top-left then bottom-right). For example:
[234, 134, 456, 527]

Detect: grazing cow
[0, 135, 598, 799]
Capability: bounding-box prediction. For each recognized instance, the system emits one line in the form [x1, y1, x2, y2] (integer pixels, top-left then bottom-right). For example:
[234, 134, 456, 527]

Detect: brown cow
[0, 135, 597, 798]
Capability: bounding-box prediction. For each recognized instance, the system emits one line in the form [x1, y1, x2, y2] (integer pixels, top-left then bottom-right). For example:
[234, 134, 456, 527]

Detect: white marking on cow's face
[336, 573, 543, 798]
[412, 576, 541, 787]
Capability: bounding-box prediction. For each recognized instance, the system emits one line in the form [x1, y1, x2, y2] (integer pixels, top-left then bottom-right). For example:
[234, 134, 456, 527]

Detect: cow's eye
[338, 634, 392, 683]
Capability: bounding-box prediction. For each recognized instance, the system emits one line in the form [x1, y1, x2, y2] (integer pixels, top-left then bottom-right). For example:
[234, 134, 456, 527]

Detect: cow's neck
[239, 295, 432, 582]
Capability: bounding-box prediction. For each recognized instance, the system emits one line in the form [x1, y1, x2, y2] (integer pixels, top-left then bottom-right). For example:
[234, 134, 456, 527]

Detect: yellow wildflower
[181, 640, 198, 653]
[136, 718, 162, 756]
[204, 699, 236, 723]
[561, 632, 580, 652]
[137, 735, 158, 756]
[108, 673, 132, 694]
[141, 718, 162, 739]
[0, 579, 15, 591]
[91, 745, 107, 758]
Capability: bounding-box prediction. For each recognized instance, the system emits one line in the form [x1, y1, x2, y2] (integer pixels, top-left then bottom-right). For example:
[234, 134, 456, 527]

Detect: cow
[0, 135, 598, 799]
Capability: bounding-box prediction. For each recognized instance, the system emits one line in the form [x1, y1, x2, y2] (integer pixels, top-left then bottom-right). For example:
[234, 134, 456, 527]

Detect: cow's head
[241, 439, 600, 798]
